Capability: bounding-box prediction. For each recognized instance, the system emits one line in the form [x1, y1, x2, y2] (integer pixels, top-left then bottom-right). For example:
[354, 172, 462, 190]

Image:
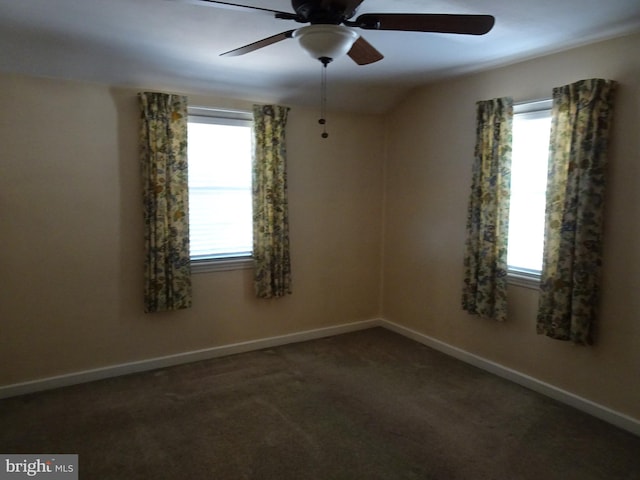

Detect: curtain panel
[537, 79, 617, 345]
[138, 92, 192, 312]
[252, 104, 292, 298]
[462, 97, 513, 322]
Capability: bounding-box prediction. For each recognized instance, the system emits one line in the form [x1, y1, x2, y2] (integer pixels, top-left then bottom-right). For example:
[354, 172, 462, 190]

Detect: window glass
[507, 101, 552, 275]
[187, 110, 253, 261]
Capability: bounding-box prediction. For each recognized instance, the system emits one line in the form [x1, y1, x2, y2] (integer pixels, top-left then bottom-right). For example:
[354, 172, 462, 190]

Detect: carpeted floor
[1, 327, 639, 479]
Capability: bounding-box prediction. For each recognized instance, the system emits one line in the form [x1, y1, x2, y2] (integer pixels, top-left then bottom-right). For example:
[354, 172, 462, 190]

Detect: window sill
[191, 256, 254, 273]
[507, 270, 540, 290]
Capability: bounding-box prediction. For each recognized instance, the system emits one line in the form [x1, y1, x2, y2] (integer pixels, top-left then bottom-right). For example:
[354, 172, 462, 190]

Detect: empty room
[1, 1, 639, 478]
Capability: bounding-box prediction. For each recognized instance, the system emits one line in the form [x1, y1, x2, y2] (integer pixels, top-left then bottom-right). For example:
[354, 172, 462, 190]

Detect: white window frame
[507, 99, 552, 290]
[187, 107, 254, 274]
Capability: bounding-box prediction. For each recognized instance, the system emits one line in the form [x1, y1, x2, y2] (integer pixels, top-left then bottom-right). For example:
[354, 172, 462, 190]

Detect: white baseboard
[0, 319, 379, 400]
[379, 319, 640, 437]
[2, 316, 638, 437]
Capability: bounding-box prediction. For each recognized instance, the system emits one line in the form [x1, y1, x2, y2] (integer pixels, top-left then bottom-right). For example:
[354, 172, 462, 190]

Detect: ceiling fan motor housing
[291, 0, 358, 24]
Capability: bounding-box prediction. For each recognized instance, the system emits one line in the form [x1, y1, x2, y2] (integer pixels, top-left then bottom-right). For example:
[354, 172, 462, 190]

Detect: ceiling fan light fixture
[293, 25, 359, 62]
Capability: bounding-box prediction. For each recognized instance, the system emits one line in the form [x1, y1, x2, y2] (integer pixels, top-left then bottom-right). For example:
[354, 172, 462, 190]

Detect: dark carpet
[1, 327, 639, 479]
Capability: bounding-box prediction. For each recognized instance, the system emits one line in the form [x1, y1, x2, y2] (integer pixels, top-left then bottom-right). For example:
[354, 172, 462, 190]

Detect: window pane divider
[507, 268, 541, 290]
[191, 256, 254, 274]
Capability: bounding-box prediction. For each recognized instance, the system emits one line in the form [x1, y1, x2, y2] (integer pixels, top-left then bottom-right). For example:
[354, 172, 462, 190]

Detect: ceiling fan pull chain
[318, 58, 330, 139]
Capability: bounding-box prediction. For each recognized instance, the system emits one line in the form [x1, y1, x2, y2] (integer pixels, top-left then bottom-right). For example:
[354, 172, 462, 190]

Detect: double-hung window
[187, 107, 253, 272]
[507, 99, 552, 287]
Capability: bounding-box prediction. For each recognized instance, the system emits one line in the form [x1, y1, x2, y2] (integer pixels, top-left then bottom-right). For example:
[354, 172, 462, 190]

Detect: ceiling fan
[187, 0, 495, 137]
[191, 0, 496, 66]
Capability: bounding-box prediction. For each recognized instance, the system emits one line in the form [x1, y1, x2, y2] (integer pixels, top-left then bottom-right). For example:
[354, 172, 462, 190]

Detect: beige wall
[0, 74, 384, 384]
[383, 32, 640, 419]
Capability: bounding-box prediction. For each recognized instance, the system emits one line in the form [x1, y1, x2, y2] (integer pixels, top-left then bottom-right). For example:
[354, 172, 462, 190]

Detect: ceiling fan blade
[220, 30, 296, 57]
[353, 13, 495, 35]
[176, 0, 297, 19]
[347, 36, 383, 65]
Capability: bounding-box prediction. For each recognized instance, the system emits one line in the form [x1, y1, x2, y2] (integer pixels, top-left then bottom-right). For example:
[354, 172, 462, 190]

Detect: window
[507, 100, 552, 286]
[187, 107, 253, 271]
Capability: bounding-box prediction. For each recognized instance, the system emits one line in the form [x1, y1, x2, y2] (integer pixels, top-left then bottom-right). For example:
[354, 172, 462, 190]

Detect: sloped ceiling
[1, 0, 639, 113]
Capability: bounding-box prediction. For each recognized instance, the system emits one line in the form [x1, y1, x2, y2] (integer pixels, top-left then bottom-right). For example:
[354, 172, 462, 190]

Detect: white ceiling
[1, 0, 639, 113]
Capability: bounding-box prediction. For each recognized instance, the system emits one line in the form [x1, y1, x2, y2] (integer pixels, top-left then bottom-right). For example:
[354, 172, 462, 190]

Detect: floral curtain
[537, 79, 616, 345]
[138, 92, 192, 312]
[252, 105, 292, 298]
[462, 97, 513, 321]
